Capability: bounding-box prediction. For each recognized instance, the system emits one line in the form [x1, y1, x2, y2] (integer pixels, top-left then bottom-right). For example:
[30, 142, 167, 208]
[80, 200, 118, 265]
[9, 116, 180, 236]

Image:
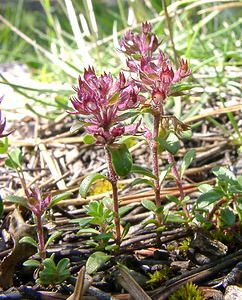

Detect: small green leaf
[42, 254, 56, 271]
[23, 259, 41, 268]
[220, 208, 236, 226]
[170, 84, 198, 96]
[0, 137, 8, 154]
[166, 195, 179, 204]
[19, 236, 38, 248]
[131, 164, 156, 179]
[86, 251, 111, 275]
[93, 232, 113, 242]
[79, 173, 109, 198]
[141, 199, 157, 212]
[119, 205, 132, 217]
[105, 244, 119, 251]
[157, 225, 166, 232]
[5, 148, 23, 169]
[83, 134, 95, 144]
[143, 219, 159, 226]
[131, 178, 155, 189]
[5, 195, 28, 208]
[229, 183, 242, 193]
[56, 258, 70, 274]
[181, 196, 190, 204]
[166, 214, 185, 223]
[48, 192, 72, 209]
[77, 228, 100, 235]
[198, 184, 213, 193]
[180, 129, 192, 139]
[180, 149, 196, 177]
[78, 217, 93, 227]
[197, 188, 224, 209]
[107, 143, 133, 177]
[156, 132, 180, 155]
[45, 231, 62, 249]
[212, 166, 236, 185]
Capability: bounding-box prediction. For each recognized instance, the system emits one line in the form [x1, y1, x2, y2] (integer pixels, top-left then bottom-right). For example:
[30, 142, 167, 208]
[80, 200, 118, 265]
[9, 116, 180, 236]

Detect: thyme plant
[69, 22, 192, 245]
[119, 22, 191, 222]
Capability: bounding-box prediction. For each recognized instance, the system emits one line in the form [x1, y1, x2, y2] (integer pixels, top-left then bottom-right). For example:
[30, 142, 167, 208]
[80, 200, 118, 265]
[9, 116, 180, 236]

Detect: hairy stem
[105, 146, 121, 246]
[167, 153, 190, 218]
[152, 113, 162, 226]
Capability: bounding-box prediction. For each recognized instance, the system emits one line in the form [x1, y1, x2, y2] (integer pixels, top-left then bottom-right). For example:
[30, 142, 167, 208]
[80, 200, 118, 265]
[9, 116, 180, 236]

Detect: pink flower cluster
[120, 22, 191, 111]
[70, 67, 144, 144]
[69, 22, 191, 143]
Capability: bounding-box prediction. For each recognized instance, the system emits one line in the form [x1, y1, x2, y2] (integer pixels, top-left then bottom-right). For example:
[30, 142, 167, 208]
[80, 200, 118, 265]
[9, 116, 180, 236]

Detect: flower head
[120, 23, 191, 111]
[69, 67, 144, 144]
[119, 22, 159, 58]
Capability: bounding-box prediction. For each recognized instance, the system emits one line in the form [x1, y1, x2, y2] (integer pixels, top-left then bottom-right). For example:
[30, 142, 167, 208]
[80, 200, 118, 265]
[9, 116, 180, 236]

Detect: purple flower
[69, 67, 144, 144]
[120, 23, 191, 110]
[0, 96, 12, 138]
[119, 22, 159, 58]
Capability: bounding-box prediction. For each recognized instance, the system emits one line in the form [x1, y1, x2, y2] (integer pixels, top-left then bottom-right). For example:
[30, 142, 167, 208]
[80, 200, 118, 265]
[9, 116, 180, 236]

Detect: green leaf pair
[37, 254, 70, 286]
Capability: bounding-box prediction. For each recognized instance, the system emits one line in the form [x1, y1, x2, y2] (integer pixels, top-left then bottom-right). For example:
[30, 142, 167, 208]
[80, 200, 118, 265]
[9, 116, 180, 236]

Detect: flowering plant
[70, 22, 193, 246]
[7, 184, 71, 285]
[119, 22, 192, 225]
[70, 67, 146, 246]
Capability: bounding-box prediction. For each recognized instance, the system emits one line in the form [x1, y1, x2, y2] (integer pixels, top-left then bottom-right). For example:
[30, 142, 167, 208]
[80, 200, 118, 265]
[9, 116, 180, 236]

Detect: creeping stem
[105, 146, 121, 246]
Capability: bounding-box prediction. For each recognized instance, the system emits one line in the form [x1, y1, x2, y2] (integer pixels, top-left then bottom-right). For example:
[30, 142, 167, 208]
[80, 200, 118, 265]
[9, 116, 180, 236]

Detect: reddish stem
[167, 153, 190, 218]
[151, 113, 162, 226]
[105, 146, 121, 246]
[36, 215, 46, 261]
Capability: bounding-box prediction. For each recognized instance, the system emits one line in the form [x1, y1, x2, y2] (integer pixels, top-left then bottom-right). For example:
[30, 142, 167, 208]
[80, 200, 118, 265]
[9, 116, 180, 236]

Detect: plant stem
[162, 0, 179, 67]
[36, 215, 46, 261]
[152, 113, 162, 226]
[167, 153, 190, 218]
[105, 146, 121, 246]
